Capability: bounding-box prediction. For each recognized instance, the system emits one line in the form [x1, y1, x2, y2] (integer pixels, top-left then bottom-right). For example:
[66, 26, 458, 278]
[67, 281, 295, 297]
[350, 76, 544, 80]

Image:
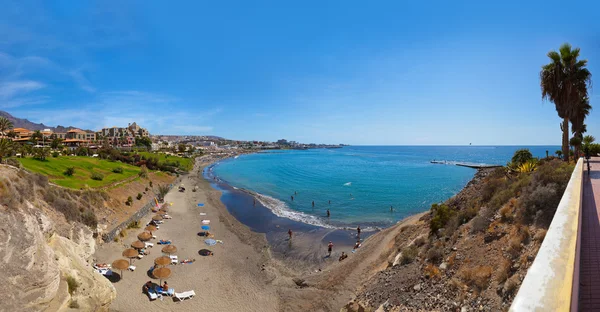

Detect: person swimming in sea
[312, 201, 315, 207]
[291, 195, 294, 201]
[326, 209, 330, 218]
[328, 200, 331, 205]
[390, 205, 393, 212]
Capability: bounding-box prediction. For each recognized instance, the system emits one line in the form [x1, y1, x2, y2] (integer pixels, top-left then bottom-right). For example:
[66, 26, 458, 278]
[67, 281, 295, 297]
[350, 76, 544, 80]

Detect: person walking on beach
[327, 241, 333, 257]
[253, 199, 256, 206]
[327, 209, 330, 218]
[357, 226, 361, 237]
[288, 229, 293, 240]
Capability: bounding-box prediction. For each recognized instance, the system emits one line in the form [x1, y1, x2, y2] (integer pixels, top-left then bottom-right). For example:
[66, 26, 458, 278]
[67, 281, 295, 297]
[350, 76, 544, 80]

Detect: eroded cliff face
[0, 165, 116, 311]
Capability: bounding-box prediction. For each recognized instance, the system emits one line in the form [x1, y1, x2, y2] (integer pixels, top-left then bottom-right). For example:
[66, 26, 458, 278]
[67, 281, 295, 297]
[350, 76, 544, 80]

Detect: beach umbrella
[138, 232, 152, 241]
[201, 225, 210, 231]
[162, 245, 177, 255]
[158, 208, 168, 214]
[198, 249, 213, 256]
[122, 248, 139, 264]
[112, 259, 129, 278]
[152, 215, 163, 221]
[152, 267, 172, 285]
[205, 239, 217, 246]
[131, 240, 145, 249]
[201, 220, 210, 225]
[154, 256, 172, 267]
[145, 225, 157, 234]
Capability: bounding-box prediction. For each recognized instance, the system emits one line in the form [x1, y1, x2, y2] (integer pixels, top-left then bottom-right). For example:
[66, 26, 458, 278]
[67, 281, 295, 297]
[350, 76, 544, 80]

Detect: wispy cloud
[68, 69, 96, 93]
[0, 80, 45, 99]
[18, 90, 220, 135]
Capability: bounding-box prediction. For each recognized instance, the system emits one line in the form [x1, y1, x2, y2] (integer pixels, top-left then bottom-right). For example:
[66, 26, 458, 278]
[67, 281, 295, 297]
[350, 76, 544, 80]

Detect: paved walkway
[579, 157, 600, 311]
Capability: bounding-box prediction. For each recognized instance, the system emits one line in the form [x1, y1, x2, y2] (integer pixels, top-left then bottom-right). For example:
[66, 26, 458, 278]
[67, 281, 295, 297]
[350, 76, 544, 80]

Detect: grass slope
[136, 151, 194, 171]
[17, 156, 141, 189]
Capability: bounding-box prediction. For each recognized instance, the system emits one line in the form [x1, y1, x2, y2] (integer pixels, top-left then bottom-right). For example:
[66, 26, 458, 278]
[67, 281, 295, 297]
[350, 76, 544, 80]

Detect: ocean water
[211, 146, 558, 229]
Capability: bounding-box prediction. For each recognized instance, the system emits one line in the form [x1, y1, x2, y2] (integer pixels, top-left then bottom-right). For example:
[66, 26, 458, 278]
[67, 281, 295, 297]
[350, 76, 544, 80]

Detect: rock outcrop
[0, 165, 116, 311]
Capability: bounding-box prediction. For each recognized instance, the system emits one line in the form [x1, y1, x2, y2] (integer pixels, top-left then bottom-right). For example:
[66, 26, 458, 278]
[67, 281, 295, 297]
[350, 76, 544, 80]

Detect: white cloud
[0, 80, 45, 99]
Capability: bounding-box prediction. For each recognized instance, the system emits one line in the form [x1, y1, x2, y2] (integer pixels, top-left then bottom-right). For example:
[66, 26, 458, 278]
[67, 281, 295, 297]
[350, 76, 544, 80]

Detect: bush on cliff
[430, 203, 454, 235]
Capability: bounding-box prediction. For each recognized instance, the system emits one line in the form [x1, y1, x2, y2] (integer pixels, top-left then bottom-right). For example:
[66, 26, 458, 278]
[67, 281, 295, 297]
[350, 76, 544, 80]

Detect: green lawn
[17, 156, 141, 189]
[136, 152, 194, 171]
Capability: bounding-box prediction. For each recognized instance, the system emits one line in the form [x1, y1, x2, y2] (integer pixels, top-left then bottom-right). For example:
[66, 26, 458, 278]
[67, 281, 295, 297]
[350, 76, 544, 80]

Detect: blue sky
[0, 0, 598, 145]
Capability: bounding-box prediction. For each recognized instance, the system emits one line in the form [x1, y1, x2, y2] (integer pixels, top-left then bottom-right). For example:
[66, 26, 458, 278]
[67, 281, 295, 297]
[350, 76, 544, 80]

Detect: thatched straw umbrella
[161, 245, 177, 255]
[122, 248, 139, 264]
[112, 259, 130, 278]
[131, 240, 145, 249]
[152, 267, 172, 285]
[152, 215, 163, 221]
[138, 232, 152, 242]
[145, 225, 157, 234]
[158, 209, 168, 215]
[154, 256, 171, 267]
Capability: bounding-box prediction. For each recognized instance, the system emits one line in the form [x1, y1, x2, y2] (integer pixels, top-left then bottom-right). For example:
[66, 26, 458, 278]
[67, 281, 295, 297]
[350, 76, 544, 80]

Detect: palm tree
[555, 150, 563, 158]
[570, 137, 582, 158]
[540, 43, 592, 161]
[570, 96, 592, 157]
[583, 135, 596, 146]
[0, 138, 13, 163]
[0, 117, 14, 136]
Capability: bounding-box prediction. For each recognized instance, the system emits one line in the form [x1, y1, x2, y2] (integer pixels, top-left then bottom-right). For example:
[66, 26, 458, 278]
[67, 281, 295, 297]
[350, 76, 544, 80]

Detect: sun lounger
[145, 242, 154, 248]
[137, 254, 144, 259]
[157, 287, 175, 296]
[128, 265, 136, 271]
[170, 255, 178, 264]
[175, 290, 195, 301]
[95, 268, 112, 276]
[147, 288, 162, 301]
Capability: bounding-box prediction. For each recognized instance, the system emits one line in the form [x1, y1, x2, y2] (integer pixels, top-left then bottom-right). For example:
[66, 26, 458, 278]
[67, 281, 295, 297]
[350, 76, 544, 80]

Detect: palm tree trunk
[563, 117, 569, 161]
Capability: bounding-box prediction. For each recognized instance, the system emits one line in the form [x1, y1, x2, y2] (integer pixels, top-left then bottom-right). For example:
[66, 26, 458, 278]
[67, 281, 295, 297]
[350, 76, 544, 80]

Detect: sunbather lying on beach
[94, 263, 110, 268]
[339, 252, 348, 262]
[353, 241, 361, 250]
[157, 239, 172, 244]
[180, 258, 196, 264]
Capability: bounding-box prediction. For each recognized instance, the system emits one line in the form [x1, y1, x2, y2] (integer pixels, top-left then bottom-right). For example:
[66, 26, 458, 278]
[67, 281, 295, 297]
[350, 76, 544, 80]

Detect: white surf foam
[343, 182, 352, 186]
[252, 192, 339, 229]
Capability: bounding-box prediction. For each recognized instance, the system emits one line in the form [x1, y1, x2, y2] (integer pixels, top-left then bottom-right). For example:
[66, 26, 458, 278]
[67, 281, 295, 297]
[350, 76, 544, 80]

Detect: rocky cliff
[0, 165, 115, 311]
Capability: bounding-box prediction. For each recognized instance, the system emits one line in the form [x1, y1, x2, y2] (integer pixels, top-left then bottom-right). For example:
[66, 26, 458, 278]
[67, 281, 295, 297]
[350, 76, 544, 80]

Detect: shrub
[427, 245, 444, 263]
[496, 258, 512, 284]
[112, 167, 123, 173]
[127, 221, 141, 229]
[459, 265, 493, 291]
[470, 207, 493, 233]
[136, 193, 142, 200]
[507, 236, 522, 259]
[69, 301, 80, 309]
[52, 151, 59, 157]
[81, 210, 97, 228]
[424, 263, 441, 279]
[158, 184, 170, 201]
[145, 187, 149, 192]
[54, 198, 79, 222]
[139, 165, 148, 178]
[91, 172, 104, 181]
[149, 181, 153, 187]
[430, 203, 455, 235]
[64, 167, 75, 176]
[5, 158, 21, 168]
[503, 275, 520, 298]
[66, 275, 79, 295]
[534, 229, 547, 242]
[400, 245, 418, 265]
[414, 236, 427, 247]
[126, 196, 133, 206]
[511, 149, 533, 167]
[119, 229, 127, 238]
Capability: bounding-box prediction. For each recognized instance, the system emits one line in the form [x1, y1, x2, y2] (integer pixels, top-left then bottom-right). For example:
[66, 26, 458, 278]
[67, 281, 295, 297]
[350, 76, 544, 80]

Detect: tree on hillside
[570, 137, 582, 157]
[33, 147, 50, 161]
[178, 143, 186, 153]
[555, 150, 563, 158]
[0, 117, 14, 136]
[541, 43, 592, 161]
[0, 138, 13, 163]
[30, 130, 43, 144]
[50, 138, 62, 149]
[570, 96, 591, 157]
[511, 149, 533, 166]
[135, 137, 152, 149]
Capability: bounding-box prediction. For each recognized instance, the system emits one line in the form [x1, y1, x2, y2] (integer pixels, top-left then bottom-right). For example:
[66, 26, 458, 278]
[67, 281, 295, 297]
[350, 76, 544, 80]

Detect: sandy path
[95, 160, 280, 312]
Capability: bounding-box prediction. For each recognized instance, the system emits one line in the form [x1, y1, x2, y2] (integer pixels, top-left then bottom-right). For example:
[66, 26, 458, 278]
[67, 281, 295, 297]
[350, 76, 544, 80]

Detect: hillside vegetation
[347, 154, 575, 311]
[17, 156, 141, 189]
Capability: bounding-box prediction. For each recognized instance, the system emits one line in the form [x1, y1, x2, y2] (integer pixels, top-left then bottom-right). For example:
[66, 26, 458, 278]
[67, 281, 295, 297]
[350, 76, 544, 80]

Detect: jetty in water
[430, 160, 502, 169]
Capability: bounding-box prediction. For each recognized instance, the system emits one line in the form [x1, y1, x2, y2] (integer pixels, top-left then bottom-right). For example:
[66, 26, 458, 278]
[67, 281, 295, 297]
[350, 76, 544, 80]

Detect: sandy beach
[95, 155, 428, 311]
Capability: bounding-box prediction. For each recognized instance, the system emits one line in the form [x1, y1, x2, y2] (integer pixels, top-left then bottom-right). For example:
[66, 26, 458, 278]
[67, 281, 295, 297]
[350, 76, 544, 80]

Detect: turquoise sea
[211, 146, 558, 229]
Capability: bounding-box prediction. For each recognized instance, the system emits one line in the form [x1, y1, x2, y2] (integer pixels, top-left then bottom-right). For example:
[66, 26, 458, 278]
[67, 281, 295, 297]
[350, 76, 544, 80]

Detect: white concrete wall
[510, 158, 583, 311]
